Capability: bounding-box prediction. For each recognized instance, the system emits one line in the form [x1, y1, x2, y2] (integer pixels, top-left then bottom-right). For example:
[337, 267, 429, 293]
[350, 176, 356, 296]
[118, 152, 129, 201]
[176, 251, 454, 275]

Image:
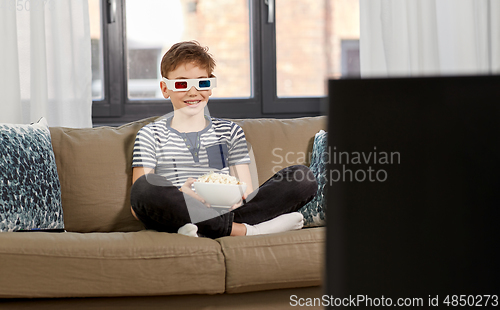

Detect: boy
[130, 41, 317, 238]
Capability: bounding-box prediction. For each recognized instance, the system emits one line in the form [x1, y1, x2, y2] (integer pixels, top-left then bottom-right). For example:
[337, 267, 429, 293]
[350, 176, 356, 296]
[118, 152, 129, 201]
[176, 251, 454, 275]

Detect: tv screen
[325, 75, 500, 308]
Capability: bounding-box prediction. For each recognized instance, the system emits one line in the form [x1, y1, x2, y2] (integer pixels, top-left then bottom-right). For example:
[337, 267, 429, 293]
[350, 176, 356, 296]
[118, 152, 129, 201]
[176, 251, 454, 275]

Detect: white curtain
[360, 0, 500, 77]
[0, 0, 92, 127]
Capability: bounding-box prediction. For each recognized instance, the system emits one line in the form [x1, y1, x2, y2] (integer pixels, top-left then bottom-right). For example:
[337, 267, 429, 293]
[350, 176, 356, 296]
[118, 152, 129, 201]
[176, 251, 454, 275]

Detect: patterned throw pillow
[0, 118, 64, 232]
[300, 130, 327, 227]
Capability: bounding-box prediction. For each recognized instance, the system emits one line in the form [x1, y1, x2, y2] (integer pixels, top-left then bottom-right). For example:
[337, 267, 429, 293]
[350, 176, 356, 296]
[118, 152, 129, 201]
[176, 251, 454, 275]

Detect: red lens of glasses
[174, 81, 188, 89]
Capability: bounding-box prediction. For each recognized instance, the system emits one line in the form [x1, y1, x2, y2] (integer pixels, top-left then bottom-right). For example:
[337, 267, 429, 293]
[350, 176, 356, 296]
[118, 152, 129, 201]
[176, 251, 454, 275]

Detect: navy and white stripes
[132, 116, 250, 188]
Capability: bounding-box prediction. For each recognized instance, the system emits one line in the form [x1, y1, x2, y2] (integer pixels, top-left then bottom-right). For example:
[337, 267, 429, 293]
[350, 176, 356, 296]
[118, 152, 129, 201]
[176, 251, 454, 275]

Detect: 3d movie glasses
[162, 77, 217, 92]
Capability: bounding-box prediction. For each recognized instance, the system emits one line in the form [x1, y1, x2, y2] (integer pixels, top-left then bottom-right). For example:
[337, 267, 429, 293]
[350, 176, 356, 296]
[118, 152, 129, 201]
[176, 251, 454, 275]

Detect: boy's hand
[180, 178, 211, 207]
[230, 193, 247, 210]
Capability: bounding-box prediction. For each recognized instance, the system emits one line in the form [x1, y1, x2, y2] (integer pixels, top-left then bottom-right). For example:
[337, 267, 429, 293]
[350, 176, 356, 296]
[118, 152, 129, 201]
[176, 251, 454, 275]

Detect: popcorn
[197, 172, 245, 185]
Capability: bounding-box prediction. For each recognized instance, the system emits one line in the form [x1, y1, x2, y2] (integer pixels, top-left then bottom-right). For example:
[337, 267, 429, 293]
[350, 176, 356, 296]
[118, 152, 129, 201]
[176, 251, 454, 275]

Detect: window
[276, 0, 360, 97]
[89, 0, 104, 100]
[89, 0, 360, 124]
[125, 0, 252, 99]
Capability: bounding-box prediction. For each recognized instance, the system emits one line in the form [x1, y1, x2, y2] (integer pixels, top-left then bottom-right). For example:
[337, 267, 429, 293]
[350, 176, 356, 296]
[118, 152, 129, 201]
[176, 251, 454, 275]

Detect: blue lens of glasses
[198, 80, 211, 88]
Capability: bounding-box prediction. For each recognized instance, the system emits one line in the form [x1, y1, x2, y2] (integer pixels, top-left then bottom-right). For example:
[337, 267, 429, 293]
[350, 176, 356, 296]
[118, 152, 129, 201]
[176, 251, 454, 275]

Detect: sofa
[0, 115, 327, 309]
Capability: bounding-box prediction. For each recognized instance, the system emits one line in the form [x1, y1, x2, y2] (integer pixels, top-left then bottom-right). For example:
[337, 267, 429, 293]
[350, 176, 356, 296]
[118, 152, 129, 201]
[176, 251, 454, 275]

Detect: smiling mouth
[184, 100, 201, 105]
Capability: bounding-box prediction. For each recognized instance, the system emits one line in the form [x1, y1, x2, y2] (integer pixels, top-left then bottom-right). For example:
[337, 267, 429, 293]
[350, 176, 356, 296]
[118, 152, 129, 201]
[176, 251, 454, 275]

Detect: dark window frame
[92, 0, 325, 125]
[260, 0, 327, 114]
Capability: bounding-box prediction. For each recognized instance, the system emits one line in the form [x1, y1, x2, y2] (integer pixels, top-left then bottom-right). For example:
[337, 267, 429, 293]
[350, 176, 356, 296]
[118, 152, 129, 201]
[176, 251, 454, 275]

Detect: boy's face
[160, 62, 212, 116]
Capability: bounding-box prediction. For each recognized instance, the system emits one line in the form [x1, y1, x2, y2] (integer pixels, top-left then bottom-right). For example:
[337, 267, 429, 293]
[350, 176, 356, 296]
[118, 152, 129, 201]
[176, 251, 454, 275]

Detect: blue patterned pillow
[0, 118, 64, 232]
[300, 130, 327, 227]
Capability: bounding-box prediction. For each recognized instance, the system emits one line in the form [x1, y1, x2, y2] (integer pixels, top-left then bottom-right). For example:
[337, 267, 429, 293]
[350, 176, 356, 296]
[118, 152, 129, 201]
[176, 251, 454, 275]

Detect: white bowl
[193, 182, 247, 208]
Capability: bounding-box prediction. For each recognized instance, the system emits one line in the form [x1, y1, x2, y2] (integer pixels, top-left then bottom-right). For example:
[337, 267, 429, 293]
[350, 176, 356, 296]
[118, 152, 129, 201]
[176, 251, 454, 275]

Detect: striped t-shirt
[132, 116, 251, 188]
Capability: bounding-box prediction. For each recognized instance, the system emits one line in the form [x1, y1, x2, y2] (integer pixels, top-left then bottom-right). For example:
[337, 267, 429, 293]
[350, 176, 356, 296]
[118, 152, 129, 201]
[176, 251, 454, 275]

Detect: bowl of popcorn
[194, 172, 247, 208]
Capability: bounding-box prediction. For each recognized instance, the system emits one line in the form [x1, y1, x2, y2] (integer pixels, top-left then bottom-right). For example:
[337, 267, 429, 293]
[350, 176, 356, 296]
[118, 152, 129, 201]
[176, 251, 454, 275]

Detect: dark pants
[130, 165, 317, 238]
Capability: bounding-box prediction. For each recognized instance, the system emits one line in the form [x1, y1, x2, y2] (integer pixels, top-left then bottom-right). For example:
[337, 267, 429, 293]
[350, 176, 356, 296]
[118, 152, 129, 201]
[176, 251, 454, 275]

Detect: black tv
[326, 75, 500, 308]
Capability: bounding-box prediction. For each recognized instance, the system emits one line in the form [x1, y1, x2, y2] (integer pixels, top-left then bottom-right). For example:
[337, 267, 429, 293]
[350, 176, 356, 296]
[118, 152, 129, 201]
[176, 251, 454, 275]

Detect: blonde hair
[160, 41, 216, 78]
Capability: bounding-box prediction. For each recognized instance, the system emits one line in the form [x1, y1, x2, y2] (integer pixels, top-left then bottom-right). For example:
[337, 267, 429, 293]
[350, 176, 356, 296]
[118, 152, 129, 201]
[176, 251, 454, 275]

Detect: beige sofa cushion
[232, 116, 327, 186]
[0, 231, 225, 298]
[219, 227, 325, 294]
[49, 116, 325, 233]
[49, 117, 156, 233]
